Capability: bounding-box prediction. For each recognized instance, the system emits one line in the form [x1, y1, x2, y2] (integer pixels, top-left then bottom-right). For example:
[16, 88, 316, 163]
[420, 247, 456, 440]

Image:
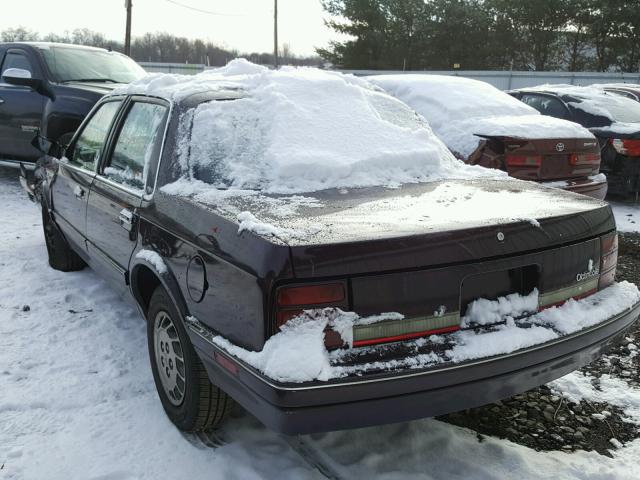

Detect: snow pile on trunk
[211, 281, 639, 383]
[120, 60, 500, 195]
[367, 75, 595, 159]
[462, 289, 539, 327]
[236, 211, 319, 243]
[317, 181, 601, 233]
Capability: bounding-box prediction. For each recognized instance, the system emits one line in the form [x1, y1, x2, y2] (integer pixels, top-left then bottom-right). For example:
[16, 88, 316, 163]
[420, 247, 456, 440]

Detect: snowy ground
[611, 201, 640, 233]
[2, 166, 640, 480]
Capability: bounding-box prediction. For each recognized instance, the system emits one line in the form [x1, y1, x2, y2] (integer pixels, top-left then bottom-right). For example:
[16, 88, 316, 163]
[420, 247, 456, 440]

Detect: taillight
[277, 284, 345, 306]
[506, 154, 543, 167]
[275, 282, 347, 329]
[599, 232, 618, 289]
[569, 152, 601, 165]
[610, 138, 640, 157]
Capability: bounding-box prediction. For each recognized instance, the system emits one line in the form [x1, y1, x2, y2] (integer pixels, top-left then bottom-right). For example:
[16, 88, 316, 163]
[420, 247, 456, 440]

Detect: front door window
[69, 101, 121, 171]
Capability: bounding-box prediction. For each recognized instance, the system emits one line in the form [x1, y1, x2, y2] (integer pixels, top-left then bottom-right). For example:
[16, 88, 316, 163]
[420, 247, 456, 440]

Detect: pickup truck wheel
[41, 203, 86, 272]
[147, 286, 233, 432]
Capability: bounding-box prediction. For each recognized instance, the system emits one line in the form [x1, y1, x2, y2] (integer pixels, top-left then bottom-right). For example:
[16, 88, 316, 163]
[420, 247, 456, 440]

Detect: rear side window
[69, 101, 121, 171]
[103, 101, 167, 193]
[1, 51, 34, 76]
[520, 94, 569, 120]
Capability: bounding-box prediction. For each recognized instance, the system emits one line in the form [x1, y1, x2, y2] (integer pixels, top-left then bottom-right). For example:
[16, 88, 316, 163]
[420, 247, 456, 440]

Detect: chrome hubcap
[154, 311, 186, 406]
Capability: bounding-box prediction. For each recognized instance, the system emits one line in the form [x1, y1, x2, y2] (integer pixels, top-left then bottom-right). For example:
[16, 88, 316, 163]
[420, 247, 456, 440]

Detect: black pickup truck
[0, 42, 145, 169]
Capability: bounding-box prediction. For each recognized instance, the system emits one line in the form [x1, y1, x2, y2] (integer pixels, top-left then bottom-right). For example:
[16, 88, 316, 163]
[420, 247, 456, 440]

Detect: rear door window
[520, 94, 570, 120]
[69, 101, 122, 171]
[102, 101, 168, 193]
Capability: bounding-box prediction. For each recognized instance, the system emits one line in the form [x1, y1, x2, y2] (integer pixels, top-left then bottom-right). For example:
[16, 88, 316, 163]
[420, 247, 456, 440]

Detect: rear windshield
[39, 46, 146, 84]
[182, 92, 445, 192]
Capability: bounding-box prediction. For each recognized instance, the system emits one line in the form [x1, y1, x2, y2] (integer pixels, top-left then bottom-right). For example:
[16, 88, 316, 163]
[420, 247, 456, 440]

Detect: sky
[0, 0, 347, 56]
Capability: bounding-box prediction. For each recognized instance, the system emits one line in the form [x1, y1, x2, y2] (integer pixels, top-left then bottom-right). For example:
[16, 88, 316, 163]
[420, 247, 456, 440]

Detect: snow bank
[551, 372, 640, 425]
[368, 75, 595, 158]
[119, 60, 499, 195]
[210, 281, 639, 383]
[611, 201, 640, 233]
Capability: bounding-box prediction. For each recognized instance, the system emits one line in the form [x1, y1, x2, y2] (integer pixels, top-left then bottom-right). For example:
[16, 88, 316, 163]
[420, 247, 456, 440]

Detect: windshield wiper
[62, 78, 120, 84]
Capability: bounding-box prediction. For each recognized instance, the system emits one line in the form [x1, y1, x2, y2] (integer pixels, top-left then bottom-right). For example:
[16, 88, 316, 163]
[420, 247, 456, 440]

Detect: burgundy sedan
[368, 74, 607, 200]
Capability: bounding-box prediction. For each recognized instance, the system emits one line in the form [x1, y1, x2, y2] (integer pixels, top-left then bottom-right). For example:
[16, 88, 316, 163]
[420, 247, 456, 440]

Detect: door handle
[73, 185, 85, 199]
[0, 97, 4, 104]
[119, 208, 134, 232]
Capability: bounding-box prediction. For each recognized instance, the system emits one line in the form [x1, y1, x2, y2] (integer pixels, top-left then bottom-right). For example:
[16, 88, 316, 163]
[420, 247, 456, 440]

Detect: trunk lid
[216, 178, 612, 278]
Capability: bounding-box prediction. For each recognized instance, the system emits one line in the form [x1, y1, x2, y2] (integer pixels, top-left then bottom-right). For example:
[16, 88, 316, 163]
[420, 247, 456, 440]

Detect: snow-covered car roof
[367, 75, 595, 159]
[515, 84, 640, 124]
[112, 60, 500, 195]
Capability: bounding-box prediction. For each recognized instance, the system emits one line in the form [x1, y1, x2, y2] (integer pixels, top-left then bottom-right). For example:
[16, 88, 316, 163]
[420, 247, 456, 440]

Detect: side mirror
[3, 67, 37, 86]
[2, 68, 55, 100]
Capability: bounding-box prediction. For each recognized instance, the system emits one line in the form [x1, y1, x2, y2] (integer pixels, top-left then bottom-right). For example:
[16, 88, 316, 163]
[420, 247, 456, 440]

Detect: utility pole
[273, 0, 278, 69]
[125, 0, 132, 56]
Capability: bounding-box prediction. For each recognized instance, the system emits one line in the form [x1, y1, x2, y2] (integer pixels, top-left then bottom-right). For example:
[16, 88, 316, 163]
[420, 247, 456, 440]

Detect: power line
[164, 0, 251, 17]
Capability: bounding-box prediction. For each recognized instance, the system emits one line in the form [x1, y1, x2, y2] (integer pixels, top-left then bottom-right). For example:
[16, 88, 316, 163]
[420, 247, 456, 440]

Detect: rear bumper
[540, 176, 608, 200]
[189, 300, 640, 435]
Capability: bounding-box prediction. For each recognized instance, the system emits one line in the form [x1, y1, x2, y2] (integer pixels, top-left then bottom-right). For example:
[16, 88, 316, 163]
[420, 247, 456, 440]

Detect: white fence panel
[137, 62, 640, 90]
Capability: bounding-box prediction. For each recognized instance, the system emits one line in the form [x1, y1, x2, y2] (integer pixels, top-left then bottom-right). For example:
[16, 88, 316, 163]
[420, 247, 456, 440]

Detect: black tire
[147, 285, 233, 432]
[41, 203, 86, 272]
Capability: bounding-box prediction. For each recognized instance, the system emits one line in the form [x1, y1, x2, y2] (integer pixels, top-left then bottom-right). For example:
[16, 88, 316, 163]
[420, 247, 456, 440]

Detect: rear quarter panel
[137, 191, 294, 351]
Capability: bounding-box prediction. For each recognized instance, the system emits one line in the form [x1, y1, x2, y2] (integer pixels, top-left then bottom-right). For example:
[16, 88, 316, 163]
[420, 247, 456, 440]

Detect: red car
[509, 85, 640, 200]
[368, 75, 607, 199]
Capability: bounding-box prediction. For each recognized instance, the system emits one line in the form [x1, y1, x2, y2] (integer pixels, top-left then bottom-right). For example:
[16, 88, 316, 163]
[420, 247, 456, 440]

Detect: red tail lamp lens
[624, 139, 640, 156]
[276, 283, 347, 329]
[599, 232, 618, 290]
[601, 232, 618, 255]
[277, 284, 345, 307]
[611, 138, 640, 157]
[570, 152, 601, 165]
[506, 154, 543, 167]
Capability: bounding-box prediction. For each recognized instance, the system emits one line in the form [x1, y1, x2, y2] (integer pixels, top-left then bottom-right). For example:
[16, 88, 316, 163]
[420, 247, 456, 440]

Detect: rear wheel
[147, 286, 233, 432]
[41, 203, 85, 271]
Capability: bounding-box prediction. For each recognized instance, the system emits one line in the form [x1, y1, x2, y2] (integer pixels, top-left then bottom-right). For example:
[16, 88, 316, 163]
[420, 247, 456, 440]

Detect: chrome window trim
[58, 157, 96, 177]
[0, 159, 35, 170]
